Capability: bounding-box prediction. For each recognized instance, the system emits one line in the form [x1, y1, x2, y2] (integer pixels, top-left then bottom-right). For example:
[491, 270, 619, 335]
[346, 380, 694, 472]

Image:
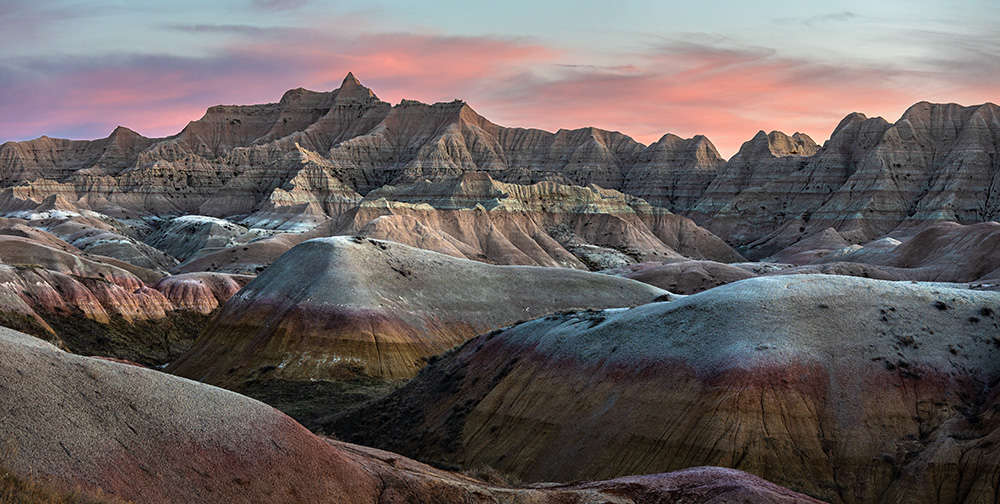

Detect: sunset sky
[1, 0, 997, 157]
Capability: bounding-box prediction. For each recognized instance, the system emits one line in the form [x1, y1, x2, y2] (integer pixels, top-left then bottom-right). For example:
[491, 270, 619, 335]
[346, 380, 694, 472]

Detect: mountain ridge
[1, 73, 997, 266]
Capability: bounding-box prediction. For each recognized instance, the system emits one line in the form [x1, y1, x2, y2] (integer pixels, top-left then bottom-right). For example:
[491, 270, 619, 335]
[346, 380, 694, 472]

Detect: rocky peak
[829, 112, 869, 138]
[689, 135, 725, 164]
[105, 125, 150, 152]
[766, 131, 818, 157]
[333, 72, 378, 105]
[278, 87, 335, 107]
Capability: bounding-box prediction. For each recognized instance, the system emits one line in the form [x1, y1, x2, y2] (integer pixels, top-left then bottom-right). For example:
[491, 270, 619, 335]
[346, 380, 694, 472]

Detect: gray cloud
[157, 23, 273, 36]
[250, 0, 309, 12]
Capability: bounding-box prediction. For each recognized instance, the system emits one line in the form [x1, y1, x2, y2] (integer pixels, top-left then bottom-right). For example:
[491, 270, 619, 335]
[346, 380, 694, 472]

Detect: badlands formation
[0, 72, 998, 502]
[333, 275, 1000, 504]
[1, 326, 822, 503]
[169, 236, 667, 385]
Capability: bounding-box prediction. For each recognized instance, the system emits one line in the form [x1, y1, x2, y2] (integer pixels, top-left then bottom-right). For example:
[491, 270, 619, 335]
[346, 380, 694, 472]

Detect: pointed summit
[334, 72, 377, 104]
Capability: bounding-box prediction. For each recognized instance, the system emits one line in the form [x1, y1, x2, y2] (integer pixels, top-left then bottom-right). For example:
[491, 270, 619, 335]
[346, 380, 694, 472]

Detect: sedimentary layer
[0, 325, 820, 504]
[169, 236, 669, 385]
[332, 274, 1000, 504]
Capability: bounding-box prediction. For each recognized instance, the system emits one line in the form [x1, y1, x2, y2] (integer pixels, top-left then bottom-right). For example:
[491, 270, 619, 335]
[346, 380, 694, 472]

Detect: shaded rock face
[0, 326, 821, 504]
[335, 172, 744, 268]
[332, 275, 1000, 504]
[168, 236, 670, 385]
[693, 103, 1000, 258]
[816, 221, 1000, 283]
[601, 259, 757, 294]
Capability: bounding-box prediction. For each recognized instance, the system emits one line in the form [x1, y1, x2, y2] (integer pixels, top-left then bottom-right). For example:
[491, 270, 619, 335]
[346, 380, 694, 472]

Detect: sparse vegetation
[461, 465, 524, 487]
[1, 463, 120, 504]
[15, 309, 214, 367]
[239, 377, 403, 431]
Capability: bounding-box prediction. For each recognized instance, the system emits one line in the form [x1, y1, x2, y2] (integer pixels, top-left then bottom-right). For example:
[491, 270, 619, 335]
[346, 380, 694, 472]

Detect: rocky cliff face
[3, 73, 994, 268]
[332, 275, 1000, 504]
[0, 73, 738, 270]
[692, 103, 1000, 258]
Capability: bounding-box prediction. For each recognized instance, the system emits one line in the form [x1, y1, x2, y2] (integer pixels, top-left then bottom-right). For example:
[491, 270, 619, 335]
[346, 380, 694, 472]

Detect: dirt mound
[332, 274, 1000, 503]
[0, 325, 820, 504]
[169, 236, 669, 386]
[602, 259, 757, 294]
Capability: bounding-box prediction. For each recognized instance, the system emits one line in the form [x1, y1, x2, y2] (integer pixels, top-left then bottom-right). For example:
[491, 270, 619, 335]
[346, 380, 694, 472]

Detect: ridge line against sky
[0, 0, 997, 158]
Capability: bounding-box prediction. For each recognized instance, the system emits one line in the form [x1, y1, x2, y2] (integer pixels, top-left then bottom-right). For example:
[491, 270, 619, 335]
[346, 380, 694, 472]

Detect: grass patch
[238, 377, 403, 432]
[461, 465, 524, 487]
[39, 310, 214, 367]
[0, 312, 58, 345]
[1, 463, 121, 504]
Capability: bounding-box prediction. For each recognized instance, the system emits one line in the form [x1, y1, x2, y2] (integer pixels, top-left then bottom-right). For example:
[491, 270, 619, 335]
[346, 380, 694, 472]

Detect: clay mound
[153, 272, 252, 314]
[0, 326, 372, 503]
[332, 274, 1000, 503]
[771, 261, 902, 281]
[0, 221, 81, 252]
[171, 232, 309, 274]
[765, 227, 853, 265]
[168, 236, 669, 385]
[819, 221, 1000, 282]
[0, 326, 820, 504]
[144, 215, 250, 261]
[47, 218, 179, 271]
[0, 235, 234, 365]
[602, 259, 757, 294]
[0, 235, 143, 290]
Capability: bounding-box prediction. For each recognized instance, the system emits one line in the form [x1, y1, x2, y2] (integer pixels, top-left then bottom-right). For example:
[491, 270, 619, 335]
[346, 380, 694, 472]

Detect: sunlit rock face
[332, 274, 1000, 504]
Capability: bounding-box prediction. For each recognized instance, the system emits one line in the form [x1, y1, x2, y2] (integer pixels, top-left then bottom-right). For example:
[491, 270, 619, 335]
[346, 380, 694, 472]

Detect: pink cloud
[467, 42, 999, 156]
[0, 26, 996, 159]
[0, 27, 557, 142]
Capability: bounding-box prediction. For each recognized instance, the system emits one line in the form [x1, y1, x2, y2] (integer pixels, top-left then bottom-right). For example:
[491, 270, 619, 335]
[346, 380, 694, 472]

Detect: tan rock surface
[622, 134, 726, 213]
[332, 275, 1000, 504]
[2, 74, 998, 268]
[152, 272, 252, 314]
[1, 73, 741, 269]
[335, 172, 743, 267]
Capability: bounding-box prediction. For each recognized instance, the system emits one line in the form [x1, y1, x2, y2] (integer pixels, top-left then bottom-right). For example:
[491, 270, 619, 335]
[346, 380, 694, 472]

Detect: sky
[0, 0, 997, 158]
